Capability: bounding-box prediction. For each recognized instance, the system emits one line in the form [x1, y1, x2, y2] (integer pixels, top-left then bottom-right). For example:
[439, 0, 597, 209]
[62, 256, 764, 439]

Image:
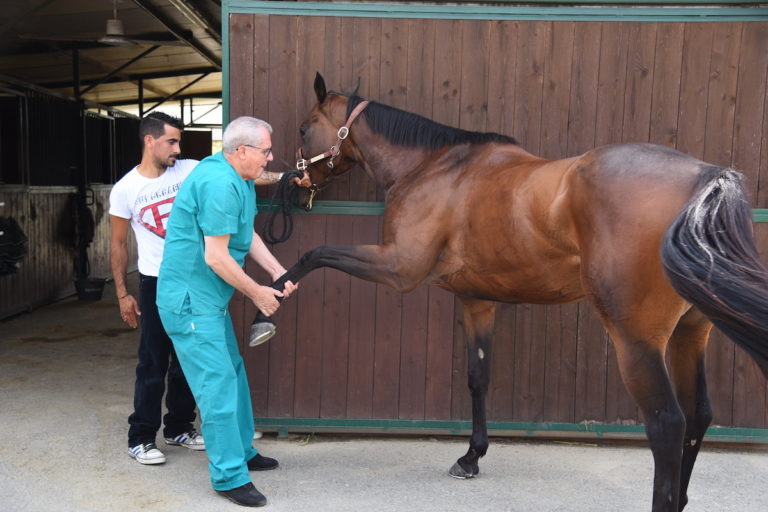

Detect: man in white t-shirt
[110, 112, 205, 465]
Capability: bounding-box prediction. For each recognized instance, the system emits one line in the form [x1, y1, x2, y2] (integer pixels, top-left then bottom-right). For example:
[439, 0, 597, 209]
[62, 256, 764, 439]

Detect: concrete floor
[1, 278, 767, 512]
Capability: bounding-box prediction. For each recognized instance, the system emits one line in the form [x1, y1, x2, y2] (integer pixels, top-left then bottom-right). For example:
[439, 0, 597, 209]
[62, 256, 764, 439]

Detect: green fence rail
[253, 417, 768, 443]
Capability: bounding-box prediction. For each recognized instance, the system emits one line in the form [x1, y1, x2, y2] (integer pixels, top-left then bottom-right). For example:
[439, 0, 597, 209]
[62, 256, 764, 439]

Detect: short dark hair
[138, 112, 183, 144]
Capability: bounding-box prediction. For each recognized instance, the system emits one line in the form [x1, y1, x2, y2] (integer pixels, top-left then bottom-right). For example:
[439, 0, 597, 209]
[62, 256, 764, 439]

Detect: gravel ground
[1, 280, 766, 512]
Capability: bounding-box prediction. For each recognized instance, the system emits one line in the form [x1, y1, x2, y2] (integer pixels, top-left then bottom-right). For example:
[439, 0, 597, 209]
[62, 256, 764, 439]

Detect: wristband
[118, 293, 129, 300]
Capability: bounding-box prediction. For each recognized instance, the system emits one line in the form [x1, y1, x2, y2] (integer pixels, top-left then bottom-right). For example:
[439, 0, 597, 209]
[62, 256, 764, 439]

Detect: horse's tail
[662, 165, 768, 379]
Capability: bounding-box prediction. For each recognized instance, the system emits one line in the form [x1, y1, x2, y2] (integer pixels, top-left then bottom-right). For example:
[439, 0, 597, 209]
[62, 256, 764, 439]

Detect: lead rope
[261, 170, 306, 244]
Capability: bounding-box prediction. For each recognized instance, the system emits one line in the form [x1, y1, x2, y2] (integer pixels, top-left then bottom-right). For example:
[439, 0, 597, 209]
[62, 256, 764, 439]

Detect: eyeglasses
[242, 144, 272, 157]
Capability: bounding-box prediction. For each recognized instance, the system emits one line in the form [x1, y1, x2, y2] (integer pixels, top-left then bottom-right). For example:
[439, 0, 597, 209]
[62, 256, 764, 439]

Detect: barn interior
[0, 0, 223, 318]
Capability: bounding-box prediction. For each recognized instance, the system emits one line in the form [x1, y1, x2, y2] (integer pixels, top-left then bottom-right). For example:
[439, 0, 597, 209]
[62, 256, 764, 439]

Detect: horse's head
[296, 73, 366, 207]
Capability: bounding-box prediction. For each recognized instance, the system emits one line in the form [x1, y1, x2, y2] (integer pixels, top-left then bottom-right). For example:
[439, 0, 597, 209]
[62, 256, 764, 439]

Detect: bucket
[75, 277, 106, 301]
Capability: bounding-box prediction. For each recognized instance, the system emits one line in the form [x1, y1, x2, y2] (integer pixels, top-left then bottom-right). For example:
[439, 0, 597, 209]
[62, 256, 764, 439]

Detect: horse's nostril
[299, 123, 308, 137]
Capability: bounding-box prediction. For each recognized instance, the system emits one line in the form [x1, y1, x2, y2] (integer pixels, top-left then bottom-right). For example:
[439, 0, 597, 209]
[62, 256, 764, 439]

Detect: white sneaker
[164, 429, 205, 451]
[253, 431, 263, 440]
[128, 442, 166, 465]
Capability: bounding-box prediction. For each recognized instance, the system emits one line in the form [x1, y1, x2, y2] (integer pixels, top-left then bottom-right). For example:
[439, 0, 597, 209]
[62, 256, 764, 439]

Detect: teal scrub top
[157, 152, 257, 315]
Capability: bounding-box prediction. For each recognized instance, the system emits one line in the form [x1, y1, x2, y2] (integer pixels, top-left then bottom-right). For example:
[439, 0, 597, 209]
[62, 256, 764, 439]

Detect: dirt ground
[1, 278, 767, 511]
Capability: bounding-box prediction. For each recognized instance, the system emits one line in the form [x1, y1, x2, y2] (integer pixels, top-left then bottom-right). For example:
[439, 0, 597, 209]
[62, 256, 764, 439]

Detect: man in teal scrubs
[157, 116, 297, 507]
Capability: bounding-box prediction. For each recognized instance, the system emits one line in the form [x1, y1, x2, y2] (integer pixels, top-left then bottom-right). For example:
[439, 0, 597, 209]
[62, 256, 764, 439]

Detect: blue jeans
[127, 274, 197, 447]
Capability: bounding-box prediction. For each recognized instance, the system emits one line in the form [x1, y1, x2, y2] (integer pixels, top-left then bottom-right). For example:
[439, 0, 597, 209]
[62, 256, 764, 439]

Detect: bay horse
[257, 73, 768, 511]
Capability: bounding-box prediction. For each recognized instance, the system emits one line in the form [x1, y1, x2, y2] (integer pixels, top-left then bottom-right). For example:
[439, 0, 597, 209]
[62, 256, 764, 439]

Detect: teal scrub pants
[159, 303, 258, 491]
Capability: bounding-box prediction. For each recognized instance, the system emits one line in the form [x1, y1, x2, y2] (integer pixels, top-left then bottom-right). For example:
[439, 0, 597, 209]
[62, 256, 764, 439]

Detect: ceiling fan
[98, 0, 183, 46]
[20, 0, 188, 48]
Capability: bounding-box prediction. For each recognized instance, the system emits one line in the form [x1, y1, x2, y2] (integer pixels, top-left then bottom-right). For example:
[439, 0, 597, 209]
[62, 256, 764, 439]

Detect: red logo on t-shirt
[138, 197, 175, 238]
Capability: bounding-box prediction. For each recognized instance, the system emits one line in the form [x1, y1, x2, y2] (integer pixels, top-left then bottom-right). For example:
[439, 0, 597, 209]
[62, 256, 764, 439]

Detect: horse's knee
[646, 404, 686, 455]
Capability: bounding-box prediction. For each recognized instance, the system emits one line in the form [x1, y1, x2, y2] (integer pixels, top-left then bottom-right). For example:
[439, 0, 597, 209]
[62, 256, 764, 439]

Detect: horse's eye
[299, 123, 308, 137]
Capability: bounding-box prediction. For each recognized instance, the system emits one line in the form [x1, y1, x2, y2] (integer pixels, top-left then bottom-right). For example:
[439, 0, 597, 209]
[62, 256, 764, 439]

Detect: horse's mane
[343, 94, 518, 151]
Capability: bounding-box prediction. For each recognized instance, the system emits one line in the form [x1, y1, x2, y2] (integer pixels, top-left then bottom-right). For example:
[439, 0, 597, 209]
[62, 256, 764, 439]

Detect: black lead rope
[261, 170, 305, 245]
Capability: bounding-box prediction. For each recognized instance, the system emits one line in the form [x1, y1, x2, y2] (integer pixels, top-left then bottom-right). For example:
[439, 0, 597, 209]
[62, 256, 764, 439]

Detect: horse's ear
[351, 76, 361, 97]
[314, 72, 327, 103]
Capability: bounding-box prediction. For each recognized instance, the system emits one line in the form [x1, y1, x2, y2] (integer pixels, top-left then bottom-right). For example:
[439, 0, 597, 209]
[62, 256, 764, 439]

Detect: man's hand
[119, 295, 141, 328]
[281, 280, 298, 299]
[252, 284, 284, 316]
[290, 171, 312, 188]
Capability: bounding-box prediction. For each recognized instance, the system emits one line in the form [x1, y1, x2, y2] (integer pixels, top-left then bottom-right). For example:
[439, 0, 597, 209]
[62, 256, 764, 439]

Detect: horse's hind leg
[449, 297, 496, 479]
[591, 293, 688, 512]
[669, 307, 714, 511]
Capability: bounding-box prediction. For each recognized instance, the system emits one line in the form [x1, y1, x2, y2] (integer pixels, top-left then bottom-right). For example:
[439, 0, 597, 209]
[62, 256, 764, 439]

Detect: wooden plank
[513, 21, 549, 154]
[370, 18, 407, 419]
[486, 20, 517, 139]
[451, 297, 471, 420]
[676, 23, 714, 159]
[345, 215, 378, 418]
[432, 19, 462, 129]
[732, 22, 768, 428]
[293, 214, 327, 418]
[703, 22, 742, 427]
[252, 14, 270, 120]
[348, 17, 382, 203]
[397, 18, 436, 420]
[621, 22, 656, 143]
[229, 14, 254, 119]
[594, 22, 629, 147]
[489, 305, 515, 421]
[565, 21, 601, 155]
[574, 305, 609, 422]
[484, 20, 517, 418]
[540, 21, 574, 159]
[424, 286, 456, 421]
[544, 304, 579, 423]
[649, 23, 684, 147]
[313, 15, 352, 419]
[459, 20, 489, 132]
[704, 23, 741, 168]
[732, 22, 767, 201]
[378, 18, 409, 110]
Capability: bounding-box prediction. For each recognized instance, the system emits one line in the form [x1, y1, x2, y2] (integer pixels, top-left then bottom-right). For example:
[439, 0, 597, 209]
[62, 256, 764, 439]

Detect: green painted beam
[253, 417, 768, 444]
[257, 199, 384, 216]
[226, 1, 768, 22]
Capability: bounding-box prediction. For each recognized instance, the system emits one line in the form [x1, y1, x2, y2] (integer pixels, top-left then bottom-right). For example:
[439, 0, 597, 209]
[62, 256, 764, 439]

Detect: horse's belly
[431, 257, 585, 305]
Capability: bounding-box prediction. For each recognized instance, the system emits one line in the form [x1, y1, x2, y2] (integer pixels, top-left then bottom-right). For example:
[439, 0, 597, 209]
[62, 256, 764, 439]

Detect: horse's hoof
[448, 461, 478, 479]
[249, 321, 276, 347]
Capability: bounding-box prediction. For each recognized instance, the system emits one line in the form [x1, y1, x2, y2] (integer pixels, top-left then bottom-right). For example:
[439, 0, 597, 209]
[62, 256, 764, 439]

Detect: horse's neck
[354, 134, 428, 190]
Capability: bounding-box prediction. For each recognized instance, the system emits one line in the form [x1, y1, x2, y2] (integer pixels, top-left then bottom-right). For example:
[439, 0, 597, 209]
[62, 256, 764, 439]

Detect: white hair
[222, 116, 273, 153]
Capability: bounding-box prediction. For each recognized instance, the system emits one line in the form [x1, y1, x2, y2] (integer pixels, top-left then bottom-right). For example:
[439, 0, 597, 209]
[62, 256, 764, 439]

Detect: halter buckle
[337, 126, 349, 139]
[296, 158, 308, 171]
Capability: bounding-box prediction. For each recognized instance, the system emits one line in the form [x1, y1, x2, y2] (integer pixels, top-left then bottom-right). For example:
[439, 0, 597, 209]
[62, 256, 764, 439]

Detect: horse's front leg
[249, 244, 429, 344]
[449, 297, 496, 479]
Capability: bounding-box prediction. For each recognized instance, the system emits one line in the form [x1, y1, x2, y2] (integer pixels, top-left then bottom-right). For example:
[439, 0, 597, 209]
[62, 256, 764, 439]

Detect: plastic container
[74, 278, 106, 301]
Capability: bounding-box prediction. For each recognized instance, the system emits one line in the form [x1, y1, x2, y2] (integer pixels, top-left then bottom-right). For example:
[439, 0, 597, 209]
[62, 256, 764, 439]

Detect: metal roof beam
[143, 73, 210, 114]
[167, 0, 221, 45]
[131, 0, 221, 70]
[80, 46, 160, 95]
[100, 90, 222, 107]
[40, 66, 219, 89]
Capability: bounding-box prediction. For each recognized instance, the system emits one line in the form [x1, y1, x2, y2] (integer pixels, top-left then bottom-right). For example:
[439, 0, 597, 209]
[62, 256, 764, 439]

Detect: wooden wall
[228, 15, 768, 430]
[0, 185, 134, 319]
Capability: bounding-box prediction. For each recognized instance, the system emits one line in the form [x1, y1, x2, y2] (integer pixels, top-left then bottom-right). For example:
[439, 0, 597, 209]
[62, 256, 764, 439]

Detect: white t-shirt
[109, 159, 198, 276]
